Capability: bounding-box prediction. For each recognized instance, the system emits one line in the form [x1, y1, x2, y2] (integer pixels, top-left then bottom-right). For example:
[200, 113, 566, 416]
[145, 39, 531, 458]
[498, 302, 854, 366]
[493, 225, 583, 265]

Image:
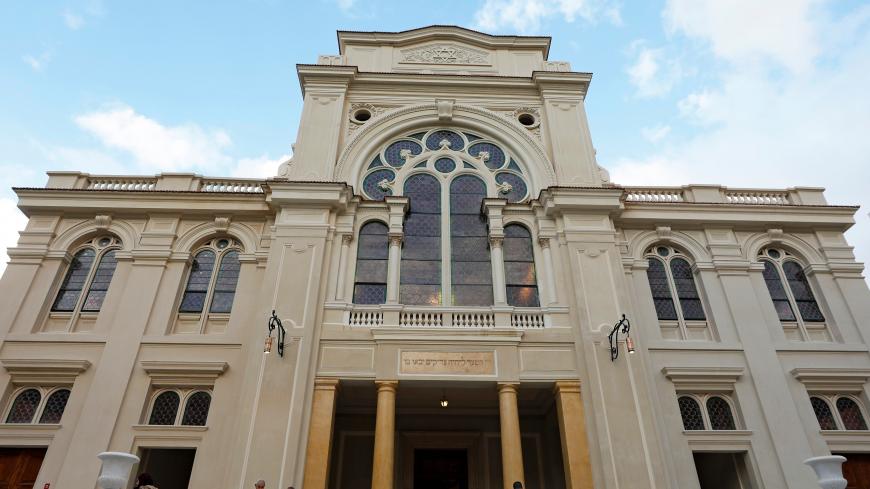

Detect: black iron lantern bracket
[267, 309, 286, 357]
[608, 314, 633, 362]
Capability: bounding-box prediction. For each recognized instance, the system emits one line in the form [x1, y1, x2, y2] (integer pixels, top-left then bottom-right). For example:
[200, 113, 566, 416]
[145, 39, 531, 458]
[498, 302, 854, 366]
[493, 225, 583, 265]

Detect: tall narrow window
[51, 236, 121, 313]
[706, 396, 736, 430]
[148, 391, 181, 425]
[179, 238, 243, 314]
[503, 224, 539, 307]
[678, 396, 705, 430]
[810, 396, 838, 430]
[450, 175, 492, 306]
[759, 248, 825, 325]
[5, 389, 41, 423]
[837, 397, 868, 430]
[38, 389, 71, 424]
[400, 174, 442, 305]
[645, 246, 705, 325]
[353, 221, 389, 304]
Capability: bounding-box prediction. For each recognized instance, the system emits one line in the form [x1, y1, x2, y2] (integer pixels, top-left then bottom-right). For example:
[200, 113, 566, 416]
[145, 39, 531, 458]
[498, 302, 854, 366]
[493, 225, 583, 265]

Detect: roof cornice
[337, 25, 552, 59]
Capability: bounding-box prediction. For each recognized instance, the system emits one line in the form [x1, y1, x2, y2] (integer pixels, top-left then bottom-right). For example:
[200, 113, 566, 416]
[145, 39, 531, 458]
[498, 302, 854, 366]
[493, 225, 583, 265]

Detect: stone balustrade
[348, 306, 547, 329]
[45, 172, 264, 193]
[623, 184, 827, 205]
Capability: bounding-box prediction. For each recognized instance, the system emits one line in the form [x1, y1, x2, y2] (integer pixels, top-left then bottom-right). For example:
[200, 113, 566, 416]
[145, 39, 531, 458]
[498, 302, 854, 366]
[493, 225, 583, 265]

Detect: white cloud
[231, 154, 291, 179]
[22, 51, 52, 72]
[0, 198, 28, 276]
[63, 9, 85, 30]
[626, 41, 682, 97]
[474, 0, 620, 34]
[74, 104, 233, 172]
[641, 124, 671, 143]
[610, 4, 870, 270]
[663, 0, 821, 73]
[336, 0, 355, 11]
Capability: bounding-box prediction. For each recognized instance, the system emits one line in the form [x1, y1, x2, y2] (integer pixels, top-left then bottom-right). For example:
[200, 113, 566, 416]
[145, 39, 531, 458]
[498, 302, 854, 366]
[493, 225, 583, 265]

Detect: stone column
[491, 237, 508, 305]
[538, 237, 559, 305]
[371, 380, 398, 489]
[498, 382, 525, 489]
[302, 378, 340, 489]
[334, 234, 352, 301]
[386, 235, 402, 304]
[554, 381, 594, 489]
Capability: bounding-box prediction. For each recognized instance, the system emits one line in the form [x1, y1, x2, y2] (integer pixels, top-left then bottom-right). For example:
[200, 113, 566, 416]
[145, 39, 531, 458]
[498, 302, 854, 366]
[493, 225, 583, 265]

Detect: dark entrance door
[0, 447, 47, 489]
[835, 453, 870, 488]
[138, 448, 196, 489]
[413, 449, 468, 489]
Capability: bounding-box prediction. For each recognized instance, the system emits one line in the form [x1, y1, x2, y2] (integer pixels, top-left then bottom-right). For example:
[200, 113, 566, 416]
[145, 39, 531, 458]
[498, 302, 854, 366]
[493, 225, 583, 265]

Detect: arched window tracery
[51, 235, 122, 314]
[644, 246, 707, 334]
[358, 128, 540, 308]
[758, 248, 825, 339]
[179, 237, 243, 315]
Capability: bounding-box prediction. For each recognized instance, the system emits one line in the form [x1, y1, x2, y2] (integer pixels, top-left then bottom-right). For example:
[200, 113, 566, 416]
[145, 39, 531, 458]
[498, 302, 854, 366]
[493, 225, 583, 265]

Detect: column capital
[314, 377, 341, 391]
[554, 380, 581, 395]
[340, 233, 354, 245]
[497, 381, 520, 393]
[388, 234, 403, 246]
[490, 236, 504, 248]
[538, 237, 551, 248]
[375, 380, 399, 392]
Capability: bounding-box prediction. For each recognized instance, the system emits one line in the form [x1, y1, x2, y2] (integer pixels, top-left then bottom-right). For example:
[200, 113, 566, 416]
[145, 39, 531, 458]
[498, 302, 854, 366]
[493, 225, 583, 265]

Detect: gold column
[554, 381, 594, 489]
[371, 380, 398, 489]
[302, 378, 340, 489]
[498, 382, 525, 489]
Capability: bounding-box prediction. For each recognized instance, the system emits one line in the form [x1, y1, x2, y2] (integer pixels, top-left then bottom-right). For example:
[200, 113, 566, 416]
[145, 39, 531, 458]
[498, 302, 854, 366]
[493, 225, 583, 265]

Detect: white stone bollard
[97, 451, 140, 489]
[804, 455, 847, 489]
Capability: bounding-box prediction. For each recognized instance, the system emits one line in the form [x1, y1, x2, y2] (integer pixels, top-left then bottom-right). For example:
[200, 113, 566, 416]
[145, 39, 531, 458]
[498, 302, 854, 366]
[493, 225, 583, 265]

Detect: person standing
[254, 480, 266, 489]
[134, 473, 158, 489]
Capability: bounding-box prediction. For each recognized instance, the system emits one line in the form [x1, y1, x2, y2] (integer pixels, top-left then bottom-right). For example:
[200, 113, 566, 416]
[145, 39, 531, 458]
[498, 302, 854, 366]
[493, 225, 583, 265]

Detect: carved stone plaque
[400, 351, 495, 375]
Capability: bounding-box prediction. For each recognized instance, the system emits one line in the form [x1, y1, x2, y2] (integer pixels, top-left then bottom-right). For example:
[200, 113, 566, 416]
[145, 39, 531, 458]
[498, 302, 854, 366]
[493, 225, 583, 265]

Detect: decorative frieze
[399, 44, 490, 65]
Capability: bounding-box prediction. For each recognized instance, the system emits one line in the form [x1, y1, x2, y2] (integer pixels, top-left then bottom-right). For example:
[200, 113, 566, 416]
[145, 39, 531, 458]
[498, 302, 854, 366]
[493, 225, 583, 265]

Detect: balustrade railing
[724, 190, 790, 205]
[86, 177, 157, 191]
[199, 179, 263, 193]
[624, 187, 685, 203]
[346, 306, 548, 329]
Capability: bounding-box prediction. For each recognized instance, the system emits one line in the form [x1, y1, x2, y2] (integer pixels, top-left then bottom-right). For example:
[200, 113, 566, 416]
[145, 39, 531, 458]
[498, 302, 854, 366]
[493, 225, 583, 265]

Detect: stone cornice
[1, 359, 91, 384]
[617, 203, 856, 232]
[538, 187, 624, 217]
[662, 366, 744, 392]
[791, 368, 870, 392]
[141, 360, 228, 386]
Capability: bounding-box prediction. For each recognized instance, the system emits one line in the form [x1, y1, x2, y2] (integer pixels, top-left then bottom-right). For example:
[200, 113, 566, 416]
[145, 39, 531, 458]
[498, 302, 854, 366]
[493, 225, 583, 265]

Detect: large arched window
[759, 248, 825, 325]
[353, 221, 389, 304]
[362, 129, 533, 307]
[51, 236, 121, 313]
[645, 246, 706, 329]
[179, 237, 242, 314]
[503, 224, 539, 307]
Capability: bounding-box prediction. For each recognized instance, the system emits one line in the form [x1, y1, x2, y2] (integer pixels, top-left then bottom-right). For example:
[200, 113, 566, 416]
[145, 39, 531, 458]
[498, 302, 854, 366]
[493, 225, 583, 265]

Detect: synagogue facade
[1, 26, 869, 489]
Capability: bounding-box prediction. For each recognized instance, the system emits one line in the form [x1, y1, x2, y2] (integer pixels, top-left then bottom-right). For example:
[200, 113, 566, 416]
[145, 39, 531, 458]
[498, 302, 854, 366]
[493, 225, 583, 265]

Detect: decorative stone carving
[489, 236, 504, 248]
[544, 61, 571, 72]
[436, 99, 455, 121]
[767, 228, 785, 243]
[538, 237, 551, 249]
[656, 226, 672, 239]
[214, 216, 231, 232]
[347, 103, 391, 136]
[400, 44, 490, 65]
[95, 215, 112, 230]
[495, 107, 542, 140]
[317, 54, 345, 66]
[496, 181, 513, 195]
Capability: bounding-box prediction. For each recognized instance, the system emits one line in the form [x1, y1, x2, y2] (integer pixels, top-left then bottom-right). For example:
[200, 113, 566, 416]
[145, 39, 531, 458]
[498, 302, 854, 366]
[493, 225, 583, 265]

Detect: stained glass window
[468, 142, 506, 169]
[647, 258, 678, 320]
[495, 172, 528, 203]
[81, 250, 118, 312]
[782, 261, 825, 322]
[503, 225, 539, 307]
[179, 250, 216, 313]
[384, 140, 422, 167]
[762, 261, 796, 321]
[425, 130, 464, 151]
[706, 396, 736, 430]
[450, 176, 492, 306]
[400, 174, 442, 305]
[148, 391, 180, 425]
[810, 396, 838, 430]
[181, 391, 212, 426]
[52, 249, 96, 311]
[353, 221, 389, 304]
[362, 169, 395, 201]
[670, 258, 706, 321]
[210, 251, 240, 313]
[434, 157, 456, 173]
[38, 389, 71, 424]
[678, 396, 705, 430]
[837, 397, 868, 430]
[5, 389, 41, 423]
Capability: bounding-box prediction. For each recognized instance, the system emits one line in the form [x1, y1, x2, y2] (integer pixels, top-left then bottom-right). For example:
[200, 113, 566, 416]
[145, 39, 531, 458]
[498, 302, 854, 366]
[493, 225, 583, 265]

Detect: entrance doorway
[0, 447, 46, 489]
[138, 448, 196, 489]
[834, 453, 870, 488]
[693, 452, 755, 489]
[413, 449, 469, 489]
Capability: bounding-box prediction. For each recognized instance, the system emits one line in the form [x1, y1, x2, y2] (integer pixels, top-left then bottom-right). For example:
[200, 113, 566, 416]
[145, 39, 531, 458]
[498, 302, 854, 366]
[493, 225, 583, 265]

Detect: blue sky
[1, 0, 869, 273]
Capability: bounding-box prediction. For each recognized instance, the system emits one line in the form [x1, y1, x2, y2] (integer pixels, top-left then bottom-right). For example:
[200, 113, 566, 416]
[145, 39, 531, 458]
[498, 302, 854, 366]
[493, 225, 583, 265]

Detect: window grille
[678, 396, 705, 430]
[146, 389, 213, 427]
[4, 387, 72, 424]
[449, 175, 492, 306]
[808, 394, 868, 431]
[5, 388, 41, 423]
[675, 394, 739, 431]
[181, 391, 212, 426]
[645, 246, 707, 334]
[38, 389, 71, 424]
[503, 224, 539, 307]
[706, 396, 737, 430]
[400, 174, 442, 305]
[179, 238, 243, 314]
[810, 396, 838, 430]
[148, 391, 181, 425]
[837, 397, 868, 430]
[353, 221, 389, 304]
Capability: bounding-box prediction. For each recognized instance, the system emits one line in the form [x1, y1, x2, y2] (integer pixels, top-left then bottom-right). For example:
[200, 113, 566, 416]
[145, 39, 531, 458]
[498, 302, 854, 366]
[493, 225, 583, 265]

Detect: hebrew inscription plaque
[400, 351, 495, 375]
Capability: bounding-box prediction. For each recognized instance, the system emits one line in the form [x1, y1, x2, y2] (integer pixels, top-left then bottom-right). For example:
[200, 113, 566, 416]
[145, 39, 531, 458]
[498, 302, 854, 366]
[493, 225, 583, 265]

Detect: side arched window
[353, 221, 389, 304]
[759, 248, 825, 324]
[809, 395, 869, 431]
[645, 246, 706, 323]
[179, 238, 242, 314]
[52, 236, 121, 313]
[503, 224, 539, 307]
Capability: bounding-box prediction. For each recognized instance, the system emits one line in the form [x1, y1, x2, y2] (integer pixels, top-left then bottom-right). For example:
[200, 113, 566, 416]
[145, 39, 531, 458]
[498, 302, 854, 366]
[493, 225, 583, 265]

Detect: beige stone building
[1, 26, 869, 489]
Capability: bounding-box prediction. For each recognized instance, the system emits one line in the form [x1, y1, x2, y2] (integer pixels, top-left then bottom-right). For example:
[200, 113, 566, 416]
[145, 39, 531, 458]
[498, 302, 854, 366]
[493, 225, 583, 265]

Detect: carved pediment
[399, 43, 491, 66]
